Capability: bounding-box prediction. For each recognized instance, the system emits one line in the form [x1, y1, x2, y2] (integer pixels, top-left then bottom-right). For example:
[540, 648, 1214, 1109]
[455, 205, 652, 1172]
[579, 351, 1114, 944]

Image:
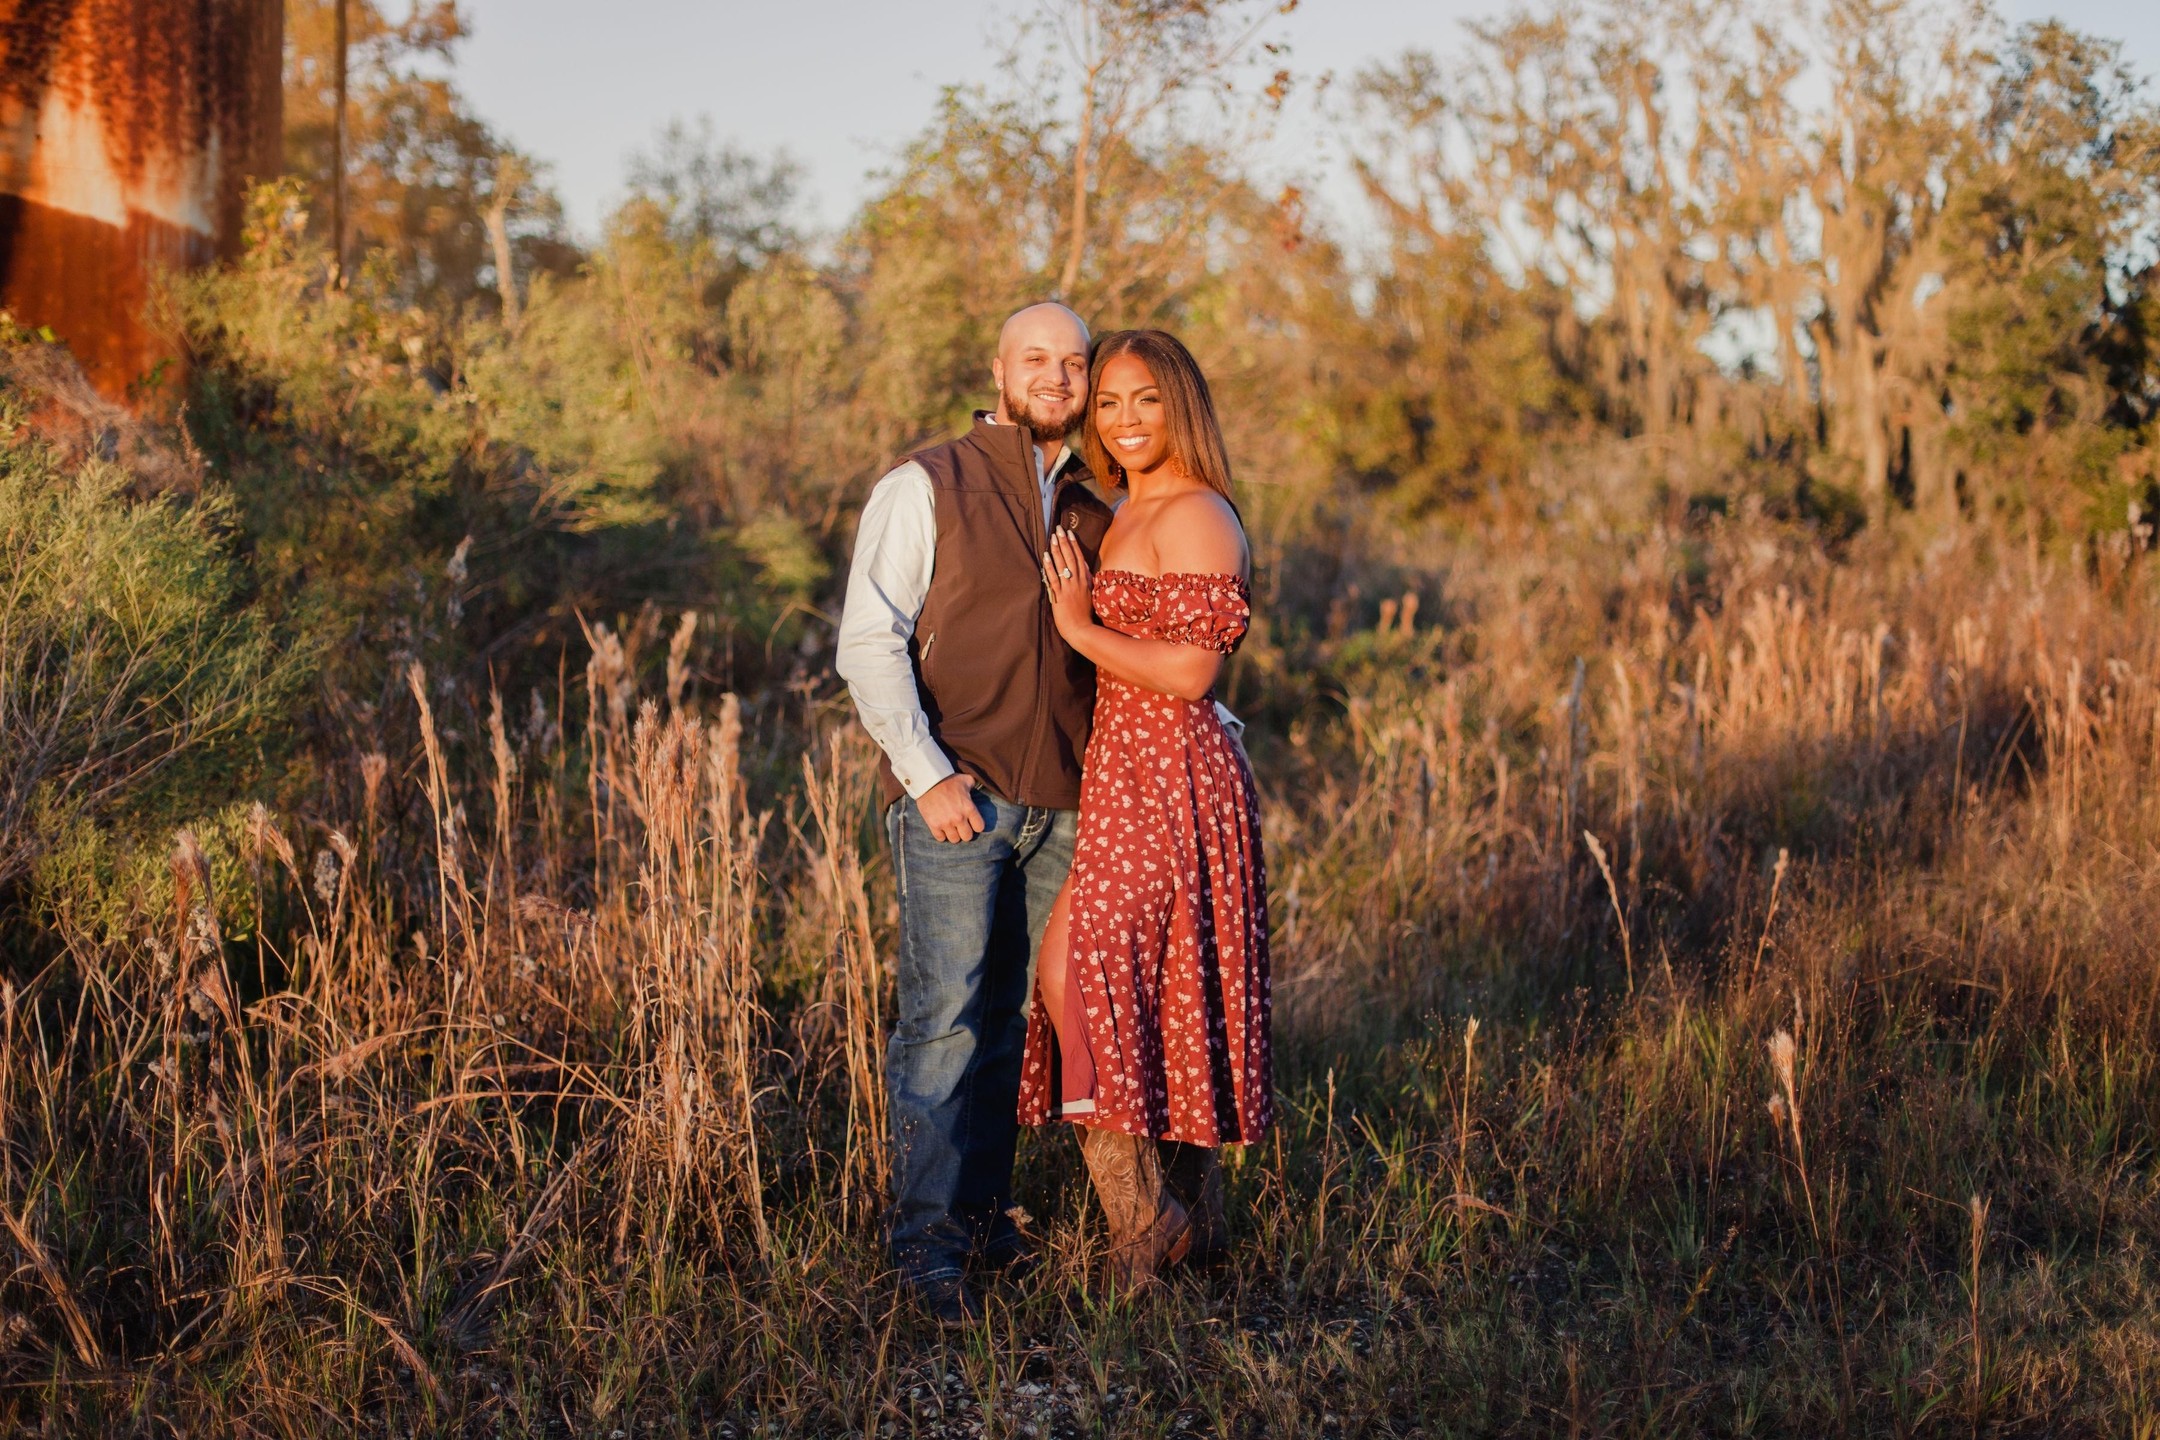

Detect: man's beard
[1003, 383, 1082, 446]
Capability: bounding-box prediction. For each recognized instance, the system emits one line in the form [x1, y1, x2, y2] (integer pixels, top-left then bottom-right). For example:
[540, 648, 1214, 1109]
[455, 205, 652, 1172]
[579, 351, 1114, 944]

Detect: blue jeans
[884, 788, 1075, 1283]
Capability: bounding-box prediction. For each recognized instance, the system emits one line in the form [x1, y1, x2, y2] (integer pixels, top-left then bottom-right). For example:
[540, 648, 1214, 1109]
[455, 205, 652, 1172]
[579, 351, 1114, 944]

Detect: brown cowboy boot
[1079, 1126, 1190, 1289]
[1159, 1141, 1228, 1266]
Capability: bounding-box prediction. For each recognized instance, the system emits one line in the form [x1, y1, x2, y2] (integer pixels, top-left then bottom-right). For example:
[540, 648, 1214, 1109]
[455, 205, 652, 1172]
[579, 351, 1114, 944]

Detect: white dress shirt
[836, 423, 1075, 799]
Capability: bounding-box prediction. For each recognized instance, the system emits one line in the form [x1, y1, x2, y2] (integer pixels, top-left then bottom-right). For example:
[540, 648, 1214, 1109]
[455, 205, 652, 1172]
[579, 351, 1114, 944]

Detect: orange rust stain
[0, 194, 208, 398]
[0, 0, 281, 401]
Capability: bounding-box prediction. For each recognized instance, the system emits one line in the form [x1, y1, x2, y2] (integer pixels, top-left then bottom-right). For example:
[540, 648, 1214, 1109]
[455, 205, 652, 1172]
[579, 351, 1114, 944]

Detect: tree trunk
[1058, 66, 1098, 301]
[331, 0, 347, 286]
[1850, 336, 1890, 522]
[487, 157, 523, 334]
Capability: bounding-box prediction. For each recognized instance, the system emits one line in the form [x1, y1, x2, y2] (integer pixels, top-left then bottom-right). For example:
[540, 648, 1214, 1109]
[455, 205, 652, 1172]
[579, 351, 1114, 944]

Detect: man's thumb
[957, 774, 976, 790]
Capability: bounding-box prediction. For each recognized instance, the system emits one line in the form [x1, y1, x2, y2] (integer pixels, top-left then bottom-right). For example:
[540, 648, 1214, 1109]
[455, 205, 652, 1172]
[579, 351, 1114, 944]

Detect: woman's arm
[1048, 545, 1224, 700]
[1040, 494, 1246, 703]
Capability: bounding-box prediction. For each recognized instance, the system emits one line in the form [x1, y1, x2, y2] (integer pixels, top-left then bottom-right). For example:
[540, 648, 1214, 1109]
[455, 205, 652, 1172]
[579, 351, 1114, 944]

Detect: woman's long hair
[1082, 329, 1235, 500]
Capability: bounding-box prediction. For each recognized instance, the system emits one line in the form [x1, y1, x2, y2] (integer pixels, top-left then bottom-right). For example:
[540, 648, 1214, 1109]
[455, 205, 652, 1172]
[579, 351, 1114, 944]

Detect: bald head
[998, 302, 1089, 356]
[991, 302, 1091, 446]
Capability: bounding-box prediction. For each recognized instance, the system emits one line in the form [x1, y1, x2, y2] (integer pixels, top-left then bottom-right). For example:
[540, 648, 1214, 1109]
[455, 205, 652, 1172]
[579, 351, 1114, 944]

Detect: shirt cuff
[889, 738, 956, 800]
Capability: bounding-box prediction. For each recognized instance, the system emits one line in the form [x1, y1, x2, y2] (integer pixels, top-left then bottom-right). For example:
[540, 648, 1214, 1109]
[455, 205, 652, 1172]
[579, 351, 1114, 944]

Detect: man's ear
[990, 355, 1006, 391]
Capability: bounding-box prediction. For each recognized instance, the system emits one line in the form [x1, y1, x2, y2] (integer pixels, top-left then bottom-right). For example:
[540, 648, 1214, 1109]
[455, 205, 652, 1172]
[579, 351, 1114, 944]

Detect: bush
[169, 182, 821, 716]
[0, 343, 301, 897]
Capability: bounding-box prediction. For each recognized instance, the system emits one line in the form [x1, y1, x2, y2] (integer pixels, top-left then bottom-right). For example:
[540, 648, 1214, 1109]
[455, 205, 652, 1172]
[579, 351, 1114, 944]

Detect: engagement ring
[1059, 568, 1072, 579]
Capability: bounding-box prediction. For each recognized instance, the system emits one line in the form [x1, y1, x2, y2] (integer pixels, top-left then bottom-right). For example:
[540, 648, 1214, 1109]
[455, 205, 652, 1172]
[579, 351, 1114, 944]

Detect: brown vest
[877, 413, 1117, 810]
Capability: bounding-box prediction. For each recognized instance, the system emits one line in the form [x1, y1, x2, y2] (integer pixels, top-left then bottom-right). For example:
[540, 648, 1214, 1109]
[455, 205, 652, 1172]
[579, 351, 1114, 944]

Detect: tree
[1026, 0, 1299, 307]
[283, 0, 571, 311]
[625, 117, 803, 281]
[1936, 21, 2160, 525]
[1337, 53, 1577, 510]
[1352, 0, 2160, 529]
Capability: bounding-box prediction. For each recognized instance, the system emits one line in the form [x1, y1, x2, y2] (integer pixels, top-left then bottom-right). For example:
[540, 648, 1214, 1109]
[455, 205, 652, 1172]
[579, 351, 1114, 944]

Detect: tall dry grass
[2, 502, 2157, 1435]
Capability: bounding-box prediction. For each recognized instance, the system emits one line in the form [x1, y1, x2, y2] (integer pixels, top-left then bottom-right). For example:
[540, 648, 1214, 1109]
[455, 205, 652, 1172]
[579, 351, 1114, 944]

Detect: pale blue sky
[453, 0, 2160, 240]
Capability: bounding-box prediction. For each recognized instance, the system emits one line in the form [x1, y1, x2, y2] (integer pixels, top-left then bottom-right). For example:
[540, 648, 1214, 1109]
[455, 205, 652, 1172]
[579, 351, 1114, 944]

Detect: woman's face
[1093, 351, 1171, 476]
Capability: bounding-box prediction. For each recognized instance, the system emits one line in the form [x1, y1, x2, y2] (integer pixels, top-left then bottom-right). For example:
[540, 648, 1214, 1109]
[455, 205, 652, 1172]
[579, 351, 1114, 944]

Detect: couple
[836, 303, 1272, 1323]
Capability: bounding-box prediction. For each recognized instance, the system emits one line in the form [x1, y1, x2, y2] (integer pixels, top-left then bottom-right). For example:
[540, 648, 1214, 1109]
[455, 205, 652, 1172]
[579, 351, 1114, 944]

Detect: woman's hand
[1040, 528, 1095, 642]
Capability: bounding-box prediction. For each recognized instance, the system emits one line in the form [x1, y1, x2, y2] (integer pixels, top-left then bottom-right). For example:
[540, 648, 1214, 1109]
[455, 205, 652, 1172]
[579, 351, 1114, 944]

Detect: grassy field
[4, 447, 2158, 1437]
[6, 0, 2159, 1424]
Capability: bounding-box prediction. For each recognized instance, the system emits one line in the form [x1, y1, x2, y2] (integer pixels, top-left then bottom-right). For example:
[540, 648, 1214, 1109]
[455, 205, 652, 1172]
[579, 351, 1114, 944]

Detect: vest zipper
[1018, 441, 1061, 801]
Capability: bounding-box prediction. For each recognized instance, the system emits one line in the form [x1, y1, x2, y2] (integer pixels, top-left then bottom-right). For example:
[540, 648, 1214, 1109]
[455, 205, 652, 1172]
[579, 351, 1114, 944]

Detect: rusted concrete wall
[0, 0, 282, 400]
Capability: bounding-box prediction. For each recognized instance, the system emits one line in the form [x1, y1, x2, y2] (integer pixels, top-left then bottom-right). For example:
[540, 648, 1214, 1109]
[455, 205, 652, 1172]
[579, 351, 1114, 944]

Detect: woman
[1021, 329, 1272, 1288]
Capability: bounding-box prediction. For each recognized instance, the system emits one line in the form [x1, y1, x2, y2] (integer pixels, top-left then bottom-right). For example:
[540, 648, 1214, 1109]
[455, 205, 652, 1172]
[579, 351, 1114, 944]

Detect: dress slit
[1057, 959, 1099, 1115]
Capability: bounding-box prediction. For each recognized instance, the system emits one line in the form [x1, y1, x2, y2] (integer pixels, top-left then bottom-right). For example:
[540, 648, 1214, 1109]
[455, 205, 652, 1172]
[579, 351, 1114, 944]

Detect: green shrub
[0, 356, 302, 898]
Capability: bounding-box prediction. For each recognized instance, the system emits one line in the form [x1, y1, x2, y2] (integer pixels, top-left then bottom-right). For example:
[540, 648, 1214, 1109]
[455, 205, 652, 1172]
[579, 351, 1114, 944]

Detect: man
[836, 302, 1116, 1322]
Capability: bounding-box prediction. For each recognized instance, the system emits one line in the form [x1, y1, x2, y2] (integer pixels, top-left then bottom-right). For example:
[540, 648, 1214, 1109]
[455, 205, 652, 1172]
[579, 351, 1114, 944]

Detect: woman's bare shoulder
[1153, 489, 1248, 576]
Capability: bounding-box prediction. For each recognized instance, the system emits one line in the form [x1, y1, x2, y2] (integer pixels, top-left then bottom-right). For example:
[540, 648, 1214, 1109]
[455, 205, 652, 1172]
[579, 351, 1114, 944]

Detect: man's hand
[917, 772, 985, 843]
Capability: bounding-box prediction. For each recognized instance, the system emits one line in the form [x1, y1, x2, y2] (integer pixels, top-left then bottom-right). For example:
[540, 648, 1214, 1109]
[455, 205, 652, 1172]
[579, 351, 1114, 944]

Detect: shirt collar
[984, 410, 1073, 487]
[1044, 444, 1074, 486]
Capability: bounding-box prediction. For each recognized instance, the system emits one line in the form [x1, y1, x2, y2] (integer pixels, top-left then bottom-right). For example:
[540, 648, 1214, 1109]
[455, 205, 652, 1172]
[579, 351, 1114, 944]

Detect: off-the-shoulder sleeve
[1155, 574, 1251, 654]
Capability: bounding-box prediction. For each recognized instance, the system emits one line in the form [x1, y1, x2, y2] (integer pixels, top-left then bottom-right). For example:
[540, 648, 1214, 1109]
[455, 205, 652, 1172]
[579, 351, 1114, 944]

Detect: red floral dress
[1019, 570, 1273, 1145]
